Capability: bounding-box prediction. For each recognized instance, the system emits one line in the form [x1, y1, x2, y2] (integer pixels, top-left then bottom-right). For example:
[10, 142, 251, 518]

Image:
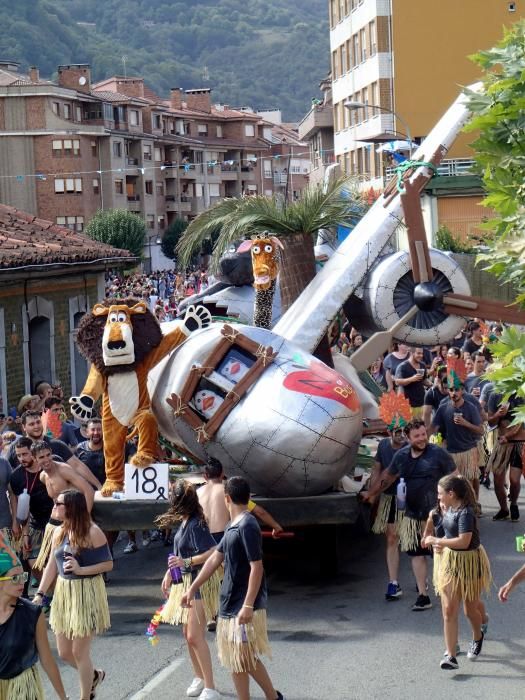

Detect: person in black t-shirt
[422, 475, 491, 670]
[370, 427, 407, 601]
[0, 533, 68, 699]
[423, 366, 448, 430]
[394, 347, 427, 417]
[363, 420, 455, 613]
[183, 477, 283, 700]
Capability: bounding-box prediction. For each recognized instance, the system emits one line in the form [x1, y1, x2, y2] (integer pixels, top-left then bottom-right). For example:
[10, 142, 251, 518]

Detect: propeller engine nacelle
[345, 248, 471, 346]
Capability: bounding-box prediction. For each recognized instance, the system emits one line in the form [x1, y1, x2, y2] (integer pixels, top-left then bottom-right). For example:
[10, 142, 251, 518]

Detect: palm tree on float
[176, 176, 364, 313]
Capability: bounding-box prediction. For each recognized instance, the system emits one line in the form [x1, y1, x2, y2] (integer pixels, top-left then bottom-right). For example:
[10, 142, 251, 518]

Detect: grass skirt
[50, 574, 110, 639]
[450, 447, 480, 481]
[371, 494, 404, 534]
[33, 521, 59, 571]
[398, 516, 426, 552]
[434, 545, 492, 601]
[216, 609, 271, 673]
[161, 569, 222, 626]
[0, 665, 44, 700]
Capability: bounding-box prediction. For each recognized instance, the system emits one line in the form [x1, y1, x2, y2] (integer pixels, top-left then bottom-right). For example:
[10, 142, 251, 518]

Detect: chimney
[28, 66, 39, 83]
[170, 87, 183, 110]
[185, 88, 212, 114]
[115, 78, 145, 98]
[57, 64, 91, 93]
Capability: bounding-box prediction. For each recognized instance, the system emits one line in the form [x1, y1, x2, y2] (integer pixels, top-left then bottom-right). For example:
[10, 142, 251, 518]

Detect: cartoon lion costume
[71, 299, 211, 496]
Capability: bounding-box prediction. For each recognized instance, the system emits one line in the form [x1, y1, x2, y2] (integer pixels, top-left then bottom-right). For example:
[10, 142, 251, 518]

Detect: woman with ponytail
[422, 474, 491, 670]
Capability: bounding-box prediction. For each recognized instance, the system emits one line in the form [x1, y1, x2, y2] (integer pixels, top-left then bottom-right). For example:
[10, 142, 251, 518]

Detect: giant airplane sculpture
[145, 83, 525, 498]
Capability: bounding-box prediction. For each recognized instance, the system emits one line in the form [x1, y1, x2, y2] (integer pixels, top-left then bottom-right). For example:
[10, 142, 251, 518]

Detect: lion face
[76, 298, 163, 375]
[93, 302, 148, 366]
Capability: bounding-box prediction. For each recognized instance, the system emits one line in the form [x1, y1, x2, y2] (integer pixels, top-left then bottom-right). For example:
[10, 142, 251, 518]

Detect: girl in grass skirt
[422, 475, 491, 670]
[158, 479, 221, 699]
[34, 489, 112, 700]
[0, 531, 68, 700]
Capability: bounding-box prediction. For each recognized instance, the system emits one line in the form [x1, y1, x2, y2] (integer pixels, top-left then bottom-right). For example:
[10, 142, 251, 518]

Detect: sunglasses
[0, 572, 29, 583]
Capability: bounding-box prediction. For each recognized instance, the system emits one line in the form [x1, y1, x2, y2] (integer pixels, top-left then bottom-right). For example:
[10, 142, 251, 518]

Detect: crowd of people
[104, 269, 210, 322]
[3, 292, 525, 694]
[358, 319, 525, 671]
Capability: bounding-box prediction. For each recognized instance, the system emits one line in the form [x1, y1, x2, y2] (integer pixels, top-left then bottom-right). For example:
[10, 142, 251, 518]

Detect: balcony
[127, 194, 141, 211]
[127, 157, 139, 166]
[273, 172, 287, 186]
[179, 164, 196, 178]
[297, 105, 333, 141]
[165, 194, 177, 202]
[384, 158, 475, 181]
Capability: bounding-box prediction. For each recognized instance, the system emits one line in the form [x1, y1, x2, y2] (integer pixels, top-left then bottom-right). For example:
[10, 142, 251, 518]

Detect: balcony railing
[127, 194, 140, 201]
[165, 194, 177, 201]
[385, 158, 475, 180]
[127, 157, 139, 166]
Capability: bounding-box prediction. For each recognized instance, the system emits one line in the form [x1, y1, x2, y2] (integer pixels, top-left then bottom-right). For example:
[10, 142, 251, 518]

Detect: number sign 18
[124, 463, 169, 501]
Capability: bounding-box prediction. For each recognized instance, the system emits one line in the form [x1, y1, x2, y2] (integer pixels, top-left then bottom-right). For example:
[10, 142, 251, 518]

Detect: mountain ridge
[0, 0, 330, 121]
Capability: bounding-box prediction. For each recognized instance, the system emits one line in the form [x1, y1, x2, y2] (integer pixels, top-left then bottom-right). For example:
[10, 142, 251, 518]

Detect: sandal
[90, 669, 106, 699]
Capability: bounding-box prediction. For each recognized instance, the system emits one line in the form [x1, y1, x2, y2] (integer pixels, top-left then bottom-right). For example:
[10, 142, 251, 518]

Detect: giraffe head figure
[237, 235, 284, 291]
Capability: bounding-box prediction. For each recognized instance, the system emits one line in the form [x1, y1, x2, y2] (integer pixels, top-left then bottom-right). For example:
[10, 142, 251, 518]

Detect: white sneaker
[198, 689, 221, 700]
[186, 678, 204, 697]
[142, 537, 151, 547]
[123, 542, 137, 554]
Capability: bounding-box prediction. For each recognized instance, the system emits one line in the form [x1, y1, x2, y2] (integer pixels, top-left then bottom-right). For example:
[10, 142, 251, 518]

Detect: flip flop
[90, 669, 106, 699]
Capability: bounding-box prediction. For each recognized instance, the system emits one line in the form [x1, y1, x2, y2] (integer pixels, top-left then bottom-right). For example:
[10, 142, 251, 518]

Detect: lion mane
[76, 297, 163, 375]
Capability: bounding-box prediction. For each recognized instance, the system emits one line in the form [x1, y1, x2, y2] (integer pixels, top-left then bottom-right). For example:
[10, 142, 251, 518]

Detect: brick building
[0, 203, 132, 411]
[0, 62, 302, 271]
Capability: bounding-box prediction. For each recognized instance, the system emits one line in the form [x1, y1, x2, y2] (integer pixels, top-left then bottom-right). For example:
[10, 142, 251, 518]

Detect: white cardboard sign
[124, 463, 169, 501]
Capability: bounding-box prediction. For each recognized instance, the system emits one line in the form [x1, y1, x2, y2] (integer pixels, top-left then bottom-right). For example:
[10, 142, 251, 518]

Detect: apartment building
[257, 110, 310, 200]
[297, 76, 335, 186]
[0, 62, 275, 269]
[329, 0, 525, 238]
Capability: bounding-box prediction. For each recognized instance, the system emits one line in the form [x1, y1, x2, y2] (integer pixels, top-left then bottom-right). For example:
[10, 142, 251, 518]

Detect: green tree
[177, 178, 363, 311]
[160, 218, 187, 261]
[464, 20, 525, 303]
[85, 209, 146, 258]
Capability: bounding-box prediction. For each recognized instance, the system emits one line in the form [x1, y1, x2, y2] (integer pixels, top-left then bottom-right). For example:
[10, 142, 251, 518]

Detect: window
[93, 178, 100, 195]
[76, 106, 82, 122]
[154, 147, 162, 161]
[113, 141, 122, 157]
[129, 109, 139, 126]
[115, 179, 124, 194]
[197, 124, 208, 135]
[263, 161, 272, 178]
[346, 39, 352, 71]
[371, 82, 378, 111]
[340, 45, 346, 74]
[145, 180, 153, 195]
[58, 215, 84, 232]
[102, 103, 113, 121]
[175, 119, 185, 135]
[91, 140, 97, 157]
[143, 144, 152, 160]
[360, 28, 367, 63]
[332, 50, 339, 79]
[154, 114, 162, 129]
[333, 101, 339, 132]
[54, 178, 82, 194]
[329, 0, 337, 27]
[63, 104, 71, 120]
[158, 215, 165, 229]
[209, 183, 220, 197]
[156, 182, 164, 196]
[352, 34, 359, 68]
[146, 214, 155, 229]
[52, 102, 60, 116]
[216, 125, 223, 138]
[362, 87, 369, 120]
[244, 124, 255, 137]
[290, 162, 302, 174]
[369, 20, 377, 56]
[52, 139, 80, 156]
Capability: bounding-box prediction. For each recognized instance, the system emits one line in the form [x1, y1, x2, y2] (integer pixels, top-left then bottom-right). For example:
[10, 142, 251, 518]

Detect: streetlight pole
[344, 100, 413, 158]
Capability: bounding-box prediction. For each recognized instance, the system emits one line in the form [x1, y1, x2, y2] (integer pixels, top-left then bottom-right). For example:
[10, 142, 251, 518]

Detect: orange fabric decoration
[378, 391, 412, 430]
[446, 357, 467, 388]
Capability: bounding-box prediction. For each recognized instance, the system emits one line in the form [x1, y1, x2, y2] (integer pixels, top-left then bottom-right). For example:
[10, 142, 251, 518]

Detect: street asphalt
[41, 482, 525, 700]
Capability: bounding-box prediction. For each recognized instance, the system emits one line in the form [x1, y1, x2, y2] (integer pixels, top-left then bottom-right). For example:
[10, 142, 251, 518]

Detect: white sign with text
[124, 463, 169, 501]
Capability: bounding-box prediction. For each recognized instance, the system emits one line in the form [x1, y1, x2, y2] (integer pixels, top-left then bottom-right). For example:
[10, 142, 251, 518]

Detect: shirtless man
[30, 440, 94, 573]
[197, 457, 283, 544]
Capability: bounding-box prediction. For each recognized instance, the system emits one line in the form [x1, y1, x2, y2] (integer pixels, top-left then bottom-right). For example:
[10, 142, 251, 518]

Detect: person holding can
[157, 479, 221, 700]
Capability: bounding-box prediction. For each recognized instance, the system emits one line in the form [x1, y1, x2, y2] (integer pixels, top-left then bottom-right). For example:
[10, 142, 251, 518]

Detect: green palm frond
[176, 176, 364, 268]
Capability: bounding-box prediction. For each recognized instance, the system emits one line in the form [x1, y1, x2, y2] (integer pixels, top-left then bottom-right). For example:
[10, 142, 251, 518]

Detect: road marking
[128, 657, 185, 699]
